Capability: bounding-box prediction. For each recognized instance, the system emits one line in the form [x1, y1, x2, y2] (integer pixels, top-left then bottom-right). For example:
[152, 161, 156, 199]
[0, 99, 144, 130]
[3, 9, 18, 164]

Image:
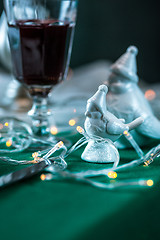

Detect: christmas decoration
[81, 85, 143, 163]
[106, 46, 160, 148]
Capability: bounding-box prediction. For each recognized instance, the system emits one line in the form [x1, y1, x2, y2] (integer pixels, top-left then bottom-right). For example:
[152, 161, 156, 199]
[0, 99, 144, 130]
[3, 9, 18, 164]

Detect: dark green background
[1, 0, 160, 83]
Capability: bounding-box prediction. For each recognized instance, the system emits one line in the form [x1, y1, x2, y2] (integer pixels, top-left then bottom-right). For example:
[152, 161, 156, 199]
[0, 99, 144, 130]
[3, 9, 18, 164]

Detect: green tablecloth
[0, 134, 160, 240]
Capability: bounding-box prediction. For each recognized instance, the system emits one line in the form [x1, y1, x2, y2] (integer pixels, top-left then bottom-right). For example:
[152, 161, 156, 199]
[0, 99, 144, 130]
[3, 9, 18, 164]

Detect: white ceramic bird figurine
[82, 84, 143, 163]
[106, 45, 160, 148]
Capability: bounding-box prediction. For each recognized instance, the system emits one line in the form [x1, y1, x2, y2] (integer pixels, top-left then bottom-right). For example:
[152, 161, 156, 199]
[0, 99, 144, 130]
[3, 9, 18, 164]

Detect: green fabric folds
[0, 135, 160, 240]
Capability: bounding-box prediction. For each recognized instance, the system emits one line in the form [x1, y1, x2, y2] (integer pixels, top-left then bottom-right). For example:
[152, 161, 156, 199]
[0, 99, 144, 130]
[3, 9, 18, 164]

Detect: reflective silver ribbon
[0, 159, 50, 187]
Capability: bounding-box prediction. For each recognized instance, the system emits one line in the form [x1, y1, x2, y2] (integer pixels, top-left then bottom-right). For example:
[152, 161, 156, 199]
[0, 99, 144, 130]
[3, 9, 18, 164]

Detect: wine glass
[4, 0, 77, 137]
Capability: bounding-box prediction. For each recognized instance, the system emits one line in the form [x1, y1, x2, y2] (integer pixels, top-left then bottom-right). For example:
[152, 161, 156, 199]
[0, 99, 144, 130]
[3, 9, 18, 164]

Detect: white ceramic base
[81, 139, 119, 163]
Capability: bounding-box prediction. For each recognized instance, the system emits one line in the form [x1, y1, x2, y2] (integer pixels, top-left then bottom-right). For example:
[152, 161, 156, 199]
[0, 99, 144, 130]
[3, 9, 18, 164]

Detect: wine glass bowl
[4, 0, 77, 136]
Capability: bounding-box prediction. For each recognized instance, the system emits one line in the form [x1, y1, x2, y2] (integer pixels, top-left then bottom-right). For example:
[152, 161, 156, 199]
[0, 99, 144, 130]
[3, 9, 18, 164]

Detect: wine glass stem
[28, 96, 51, 136]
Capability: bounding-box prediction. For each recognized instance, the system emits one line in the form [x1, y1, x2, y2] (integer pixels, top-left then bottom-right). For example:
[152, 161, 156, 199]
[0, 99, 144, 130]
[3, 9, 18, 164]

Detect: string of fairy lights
[0, 115, 159, 189]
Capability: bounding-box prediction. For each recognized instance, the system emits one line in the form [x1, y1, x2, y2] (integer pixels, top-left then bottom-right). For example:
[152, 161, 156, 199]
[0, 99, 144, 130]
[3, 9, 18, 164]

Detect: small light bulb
[69, 119, 76, 126]
[40, 173, 53, 181]
[123, 130, 129, 136]
[146, 179, 154, 187]
[4, 122, 9, 127]
[107, 171, 117, 179]
[6, 139, 12, 147]
[32, 152, 39, 158]
[56, 141, 64, 149]
[76, 126, 84, 134]
[50, 126, 58, 135]
[40, 174, 46, 181]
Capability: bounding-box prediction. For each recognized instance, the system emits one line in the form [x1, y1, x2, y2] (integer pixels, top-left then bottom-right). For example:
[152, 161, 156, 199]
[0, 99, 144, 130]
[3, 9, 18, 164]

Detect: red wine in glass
[4, 0, 77, 137]
[8, 19, 75, 97]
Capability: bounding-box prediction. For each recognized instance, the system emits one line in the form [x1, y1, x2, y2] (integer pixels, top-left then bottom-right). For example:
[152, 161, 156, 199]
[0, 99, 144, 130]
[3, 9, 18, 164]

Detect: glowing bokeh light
[50, 126, 58, 135]
[0, 123, 3, 130]
[107, 171, 117, 179]
[145, 89, 156, 101]
[123, 130, 129, 136]
[40, 173, 53, 181]
[146, 179, 154, 187]
[4, 122, 9, 127]
[144, 161, 149, 166]
[40, 174, 46, 181]
[6, 139, 12, 147]
[69, 119, 76, 126]
[56, 141, 64, 149]
[76, 126, 84, 134]
[32, 152, 39, 158]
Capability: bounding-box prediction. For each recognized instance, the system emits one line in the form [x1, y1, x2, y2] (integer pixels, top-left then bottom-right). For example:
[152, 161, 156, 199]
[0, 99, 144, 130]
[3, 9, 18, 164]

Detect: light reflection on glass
[145, 89, 156, 101]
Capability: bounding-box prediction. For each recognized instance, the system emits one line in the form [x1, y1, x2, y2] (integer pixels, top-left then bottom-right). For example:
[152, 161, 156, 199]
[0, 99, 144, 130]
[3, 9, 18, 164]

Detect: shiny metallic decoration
[0, 141, 67, 188]
[0, 160, 50, 187]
